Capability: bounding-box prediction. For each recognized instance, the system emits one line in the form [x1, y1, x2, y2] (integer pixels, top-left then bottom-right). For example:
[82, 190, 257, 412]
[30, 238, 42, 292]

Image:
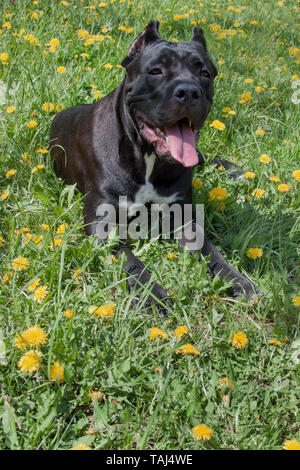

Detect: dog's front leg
[84, 194, 169, 316]
[196, 150, 244, 180]
[178, 218, 261, 300]
[210, 157, 244, 180]
[114, 244, 170, 315]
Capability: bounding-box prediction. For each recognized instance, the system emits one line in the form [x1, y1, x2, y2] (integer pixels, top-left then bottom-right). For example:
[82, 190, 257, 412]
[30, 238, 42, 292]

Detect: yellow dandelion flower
[283, 439, 300, 450]
[245, 171, 256, 179]
[256, 86, 265, 92]
[149, 327, 168, 340]
[209, 120, 226, 130]
[223, 107, 236, 115]
[50, 237, 63, 248]
[256, 129, 265, 136]
[192, 178, 202, 189]
[244, 78, 253, 83]
[42, 102, 55, 112]
[56, 223, 68, 234]
[28, 278, 41, 292]
[50, 361, 64, 382]
[92, 90, 102, 99]
[175, 343, 200, 355]
[219, 377, 234, 390]
[269, 176, 280, 182]
[167, 252, 175, 260]
[2, 272, 13, 285]
[259, 154, 271, 163]
[14, 334, 28, 350]
[247, 247, 263, 259]
[57, 66, 66, 73]
[41, 224, 50, 231]
[27, 120, 38, 129]
[192, 424, 213, 441]
[71, 444, 91, 450]
[252, 188, 266, 198]
[90, 303, 116, 320]
[6, 106, 15, 113]
[21, 152, 32, 165]
[292, 170, 300, 181]
[0, 52, 9, 62]
[269, 339, 282, 347]
[73, 269, 81, 283]
[239, 92, 251, 103]
[15, 227, 30, 236]
[209, 187, 228, 201]
[6, 169, 16, 178]
[49, 38, 59, 47]
[37, 148, 48, 154]
[1, 192, 9, 200]
[33, 285, 48, 303]
[20, 325, 48, 348]
[0, 236, 4, 247]
[292, 296, 300, 307]
[18, 350, 42, 373]
[12, 257, 30, 271]
[277, 184, 291, 193]
[31, 164, 45, 173]
[173, 325, 188, 340]
[231, 331, 248, 349]
[88, 390, 105, 400]
[64, 309, 74, 319]
[104, 63, 113, 69]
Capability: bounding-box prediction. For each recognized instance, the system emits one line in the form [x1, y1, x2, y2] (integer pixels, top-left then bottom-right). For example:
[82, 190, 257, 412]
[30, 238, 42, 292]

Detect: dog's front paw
[231, 279, 263, 303]
[130, 282, 171, 317]
[228, 170, 245, 180]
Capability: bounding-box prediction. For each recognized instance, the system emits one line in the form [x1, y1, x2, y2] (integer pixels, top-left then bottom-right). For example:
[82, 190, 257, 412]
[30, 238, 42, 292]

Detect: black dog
[50, 21, 260, 314]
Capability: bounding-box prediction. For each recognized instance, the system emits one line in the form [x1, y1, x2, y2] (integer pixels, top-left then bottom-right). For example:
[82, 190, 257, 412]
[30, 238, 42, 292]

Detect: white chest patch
[127, 154, 179, 216]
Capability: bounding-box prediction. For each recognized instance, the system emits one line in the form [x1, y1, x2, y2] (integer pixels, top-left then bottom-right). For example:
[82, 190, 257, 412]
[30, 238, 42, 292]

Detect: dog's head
[122, 20, 217, 167]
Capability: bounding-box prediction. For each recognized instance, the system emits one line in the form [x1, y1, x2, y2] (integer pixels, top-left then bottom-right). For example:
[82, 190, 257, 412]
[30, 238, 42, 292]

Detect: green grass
[0, 0, 300, 450]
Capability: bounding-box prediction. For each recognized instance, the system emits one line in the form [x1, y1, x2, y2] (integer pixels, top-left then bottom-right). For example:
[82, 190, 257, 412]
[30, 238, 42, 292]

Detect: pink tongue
[165, 120, 199, 167]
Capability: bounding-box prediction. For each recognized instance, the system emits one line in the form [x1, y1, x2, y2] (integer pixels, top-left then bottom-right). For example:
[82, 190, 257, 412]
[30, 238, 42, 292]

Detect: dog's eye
[200, 70, 210, 78]
[149, 68, 162, 75]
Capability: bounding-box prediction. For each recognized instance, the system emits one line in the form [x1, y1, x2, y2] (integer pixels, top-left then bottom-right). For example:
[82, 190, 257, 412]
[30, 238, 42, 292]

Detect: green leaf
[33, 192, 52, 205]
[33, 406, 57, 445]
[2, 404, 19, 449]
[54, 205, 64, 216]
[0, 330, 6, 365]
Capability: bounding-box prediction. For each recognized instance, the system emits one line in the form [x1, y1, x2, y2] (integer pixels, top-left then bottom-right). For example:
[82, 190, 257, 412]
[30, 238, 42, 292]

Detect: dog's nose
[173, 83, 201, 104]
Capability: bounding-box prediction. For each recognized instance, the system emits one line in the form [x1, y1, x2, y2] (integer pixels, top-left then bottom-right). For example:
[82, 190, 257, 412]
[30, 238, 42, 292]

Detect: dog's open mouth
[138, 117, 199, 167]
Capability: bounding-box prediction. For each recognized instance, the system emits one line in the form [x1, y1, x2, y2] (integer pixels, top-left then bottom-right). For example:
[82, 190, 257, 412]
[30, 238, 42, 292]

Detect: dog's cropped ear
[191, 26, 207, 51]
[121, 20, 161, 68]
[192, 26, 217, 77]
